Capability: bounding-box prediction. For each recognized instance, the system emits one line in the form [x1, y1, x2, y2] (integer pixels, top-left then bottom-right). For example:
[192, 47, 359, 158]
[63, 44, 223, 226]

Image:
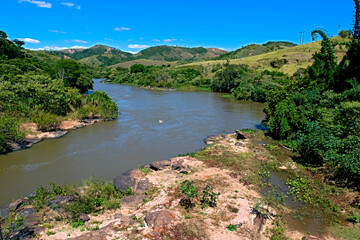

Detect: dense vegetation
[263, 0, 360, 178]
[0, 31, 118, 153]
[104, 64, 211, 89]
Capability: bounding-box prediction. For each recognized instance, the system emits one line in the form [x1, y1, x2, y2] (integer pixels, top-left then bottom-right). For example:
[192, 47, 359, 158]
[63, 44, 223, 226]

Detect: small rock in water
[158, 120, 164, 123]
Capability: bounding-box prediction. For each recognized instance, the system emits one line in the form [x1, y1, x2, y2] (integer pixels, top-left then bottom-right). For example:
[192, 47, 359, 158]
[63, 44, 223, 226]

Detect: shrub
[0, 114, 23, 153]
[31, 112, 61, 132]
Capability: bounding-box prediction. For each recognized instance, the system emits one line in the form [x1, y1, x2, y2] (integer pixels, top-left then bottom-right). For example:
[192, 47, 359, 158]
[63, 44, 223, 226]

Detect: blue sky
[1, 0, 356, 53]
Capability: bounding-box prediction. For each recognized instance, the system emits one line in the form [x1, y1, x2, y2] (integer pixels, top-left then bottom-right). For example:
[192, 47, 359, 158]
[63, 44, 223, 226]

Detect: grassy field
[181, 37, 348, 75]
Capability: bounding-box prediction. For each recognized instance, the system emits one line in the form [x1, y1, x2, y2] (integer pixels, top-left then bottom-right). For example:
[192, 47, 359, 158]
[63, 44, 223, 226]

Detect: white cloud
[18, 38, 40, 44]
[19, 0, 52, 8]
[70, 46, 87, 49]
[128, 44, 149, 49]
[72, 39, 88, 43]
[48, 30, 66, 34]
[104, 38, 114, 41]
[128, 39, 133, 42]
[127, 51, 138, 54]
[114, 27, 131, 32]
[29, 45, 88, 51]
[61, 2, 74, 7]
[163, 38, 177, 43]
[152, 39, 160, 42]
[76, 6, 81, 10]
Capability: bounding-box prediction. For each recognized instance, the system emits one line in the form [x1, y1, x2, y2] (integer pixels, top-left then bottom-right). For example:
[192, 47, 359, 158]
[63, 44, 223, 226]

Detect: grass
[180, 37, 348, 76]
[26, 177, 131, 228]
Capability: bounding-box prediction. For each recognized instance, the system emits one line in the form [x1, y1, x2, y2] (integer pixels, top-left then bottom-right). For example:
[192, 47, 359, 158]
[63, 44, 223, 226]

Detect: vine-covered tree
[307, 29, 337, 91]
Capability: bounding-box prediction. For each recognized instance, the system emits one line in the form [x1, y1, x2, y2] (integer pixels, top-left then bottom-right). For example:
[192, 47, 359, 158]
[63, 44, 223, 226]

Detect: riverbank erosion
[1, 131, 359, 239]
[8, 116, 114, 153]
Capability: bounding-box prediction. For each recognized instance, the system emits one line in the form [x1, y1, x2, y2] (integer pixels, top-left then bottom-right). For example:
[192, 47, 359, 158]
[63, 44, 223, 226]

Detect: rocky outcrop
[113, 169, 150, 194]
[121, 195, 146, 208]
[145, 210, 175, 230]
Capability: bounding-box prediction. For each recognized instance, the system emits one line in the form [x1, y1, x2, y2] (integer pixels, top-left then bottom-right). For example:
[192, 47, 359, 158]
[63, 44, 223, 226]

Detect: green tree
[307, 29, 337, 91]
[56, 59, 92, 93]
[130, 64, 145, 73]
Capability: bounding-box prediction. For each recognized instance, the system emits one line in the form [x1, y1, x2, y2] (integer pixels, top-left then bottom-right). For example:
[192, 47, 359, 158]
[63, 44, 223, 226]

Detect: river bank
[9, 117, 109, 153]
[1, 131, 358, 239]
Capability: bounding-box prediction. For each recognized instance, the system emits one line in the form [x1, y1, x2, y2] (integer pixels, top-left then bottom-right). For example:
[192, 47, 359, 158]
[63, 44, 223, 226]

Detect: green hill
[218, 41, 297, 60]
[43, 45, 133, 67]
[182, 37, 347, 76]
[131, 46, 227, 62]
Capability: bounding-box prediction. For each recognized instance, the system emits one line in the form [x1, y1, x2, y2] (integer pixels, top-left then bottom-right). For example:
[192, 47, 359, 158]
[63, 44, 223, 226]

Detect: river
[0, 80, 265, 208]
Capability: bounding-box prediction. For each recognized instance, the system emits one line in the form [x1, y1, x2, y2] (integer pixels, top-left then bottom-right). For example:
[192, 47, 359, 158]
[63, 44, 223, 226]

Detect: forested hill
[217, 41, 297, 60]
[131, 46, 227, 62]
[43, 45, 133, 67]
[42, 45, 227, 67]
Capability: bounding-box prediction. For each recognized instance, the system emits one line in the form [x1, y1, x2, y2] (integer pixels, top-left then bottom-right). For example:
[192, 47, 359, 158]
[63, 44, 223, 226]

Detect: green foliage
[31, 112, 61, 131]
[138, 165, 150, 174]
[347, 214, 360, 223]
[226, 224, 237, 231]
[57, 59, 93, 93]
[0, 31, 23, 60]
[46, 230, 56, 236]
[200, 186, 220, 209]
[180, 180, 199, 199]
[286, 176, 314, 203]
[0, 114, 23, 153]
[307, 29, 337, 91]
[339, 30, 352, 38]
[130, 64, 145, 73]
[269, 218, 287, 240]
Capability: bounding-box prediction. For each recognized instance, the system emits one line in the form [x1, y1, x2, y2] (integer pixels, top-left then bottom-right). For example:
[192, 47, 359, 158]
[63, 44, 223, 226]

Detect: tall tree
[307, 29, 337, 90]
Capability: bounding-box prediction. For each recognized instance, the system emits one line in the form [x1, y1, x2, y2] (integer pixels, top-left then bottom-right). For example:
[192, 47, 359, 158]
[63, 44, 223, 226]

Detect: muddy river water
[0, 80, 265, 207]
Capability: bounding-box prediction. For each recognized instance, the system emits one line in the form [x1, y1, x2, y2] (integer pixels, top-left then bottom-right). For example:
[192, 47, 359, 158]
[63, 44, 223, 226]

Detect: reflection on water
[0, 80, 265, 207]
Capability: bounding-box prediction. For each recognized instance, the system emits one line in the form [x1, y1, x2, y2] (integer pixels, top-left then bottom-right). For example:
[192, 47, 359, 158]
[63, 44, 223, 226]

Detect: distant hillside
[41, 45, 227, 67]
[181, 37, 347, 76]
[218, 41, 297, 60]
[43, 45, 133, 67]
[132, 46, 227, 62]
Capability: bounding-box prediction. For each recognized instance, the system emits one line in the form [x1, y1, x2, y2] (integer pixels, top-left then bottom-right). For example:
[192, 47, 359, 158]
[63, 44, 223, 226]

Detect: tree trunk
[0, 225, 3, 240]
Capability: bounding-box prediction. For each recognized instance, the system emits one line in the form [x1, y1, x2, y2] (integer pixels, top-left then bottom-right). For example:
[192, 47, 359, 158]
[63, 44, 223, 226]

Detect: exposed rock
[59, 120, 87, 130]
[24, 214, 42, 228]
[121, 195, 146, 208]
[114, 213, 135, 226]
[9, 199, 23, 211]
[48, 196, 73, 209]
[12, 227, 35, 240]
[235, 142, 243, 146]
[171, 159, 185, 171]
[179, 167, 190, 174]
[79, 213, 90, 222]
[113, 173, 137, 193]
[43, 131, 68, 139]
[253, 210, 265, 233]
[145, 210, 175, 230]
[0, 208, 10, 219]
[150, 160, 171, 171]
[204, 135, 221, 145]
[136, 179, 151, 194]
[235, 130, 247, 140]
[17, 206, 35, 218]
